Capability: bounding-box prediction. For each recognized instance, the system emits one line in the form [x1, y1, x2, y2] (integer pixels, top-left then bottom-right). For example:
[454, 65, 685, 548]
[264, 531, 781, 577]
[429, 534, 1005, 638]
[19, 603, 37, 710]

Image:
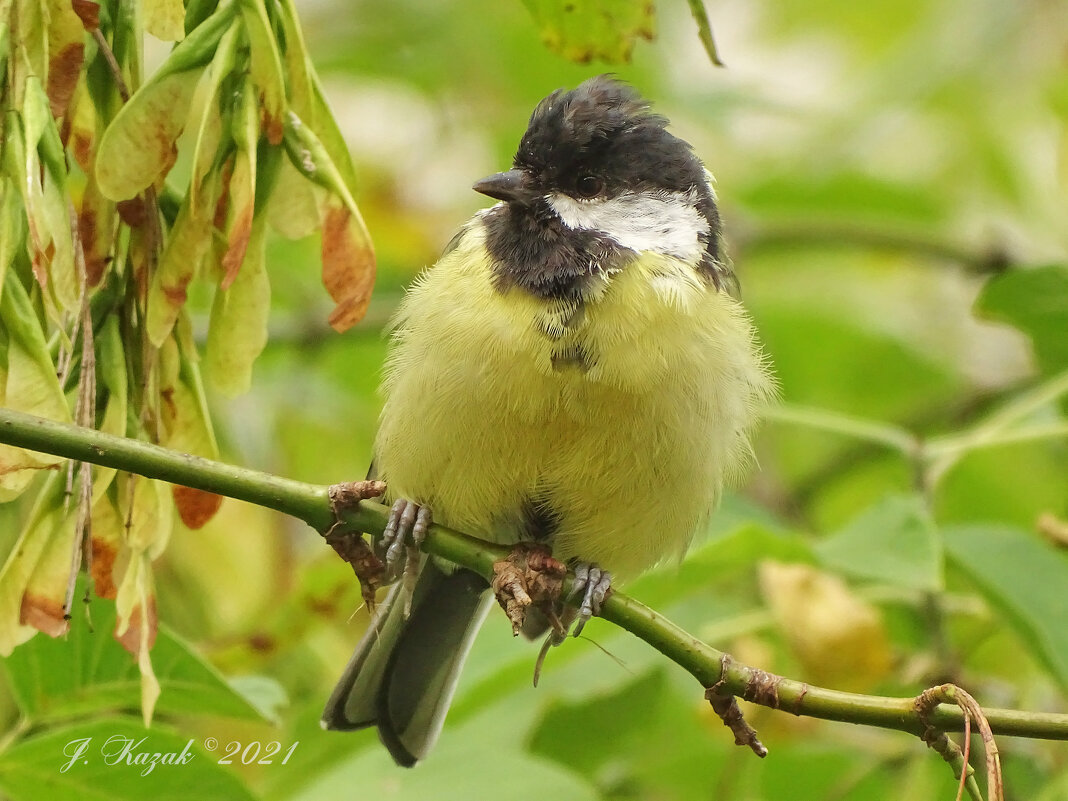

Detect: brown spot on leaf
[247, 633, 276, 653]
[47, 43, 85, 118]
[115, 596, 158, 655]
[20, 594, 70, 637]
[161, 272, 192, 306]
[322, 203, 376, 332]
[160, 386, 177, 420]
[91, 535, 118, 598]
[261, 108, 284, 146]
[172, 485, 223, 529]
[72, 0, 100, 30]
[212, 157, 235, 231]
[70, 130, 93, 172]
[117, 197, 147, 227]
[220, 205, 253, 290]
[78, 203, 111, 286]
[159, 142, 180, 184]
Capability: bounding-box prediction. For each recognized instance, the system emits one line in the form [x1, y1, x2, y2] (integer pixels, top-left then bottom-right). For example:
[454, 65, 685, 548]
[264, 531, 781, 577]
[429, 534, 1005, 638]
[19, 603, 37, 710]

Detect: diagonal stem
[0, 407, 1066, 743]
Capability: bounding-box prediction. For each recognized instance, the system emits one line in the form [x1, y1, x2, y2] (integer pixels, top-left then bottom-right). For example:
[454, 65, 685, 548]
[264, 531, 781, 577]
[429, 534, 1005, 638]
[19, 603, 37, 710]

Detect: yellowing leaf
[521, 0, 656, 63]
[44, 0, 86, 118]
[90, 491, 124, 599]
[0, 278, 70, 499]
[278, 0, 314, 120]
[13, 0, 47, 89]
[265, 160, 320, 239]
[0, 534, 49, 654]
[760, 562, 891, 690]
[19, 80, 77, 310]
[94, 70, 202, 201]
[118, 473, 174, 560]
[321, 196, 375, 332]
[146, 190, 216, 345]
[94, 3, 236, 199]
[187, 21, 240, 215]
[204, 218, 269, 396]
[220, 77, 259, 289]
[113, 551, 161, 724]
[66, 79, 98, 172]
[0, 178, 26, 303]
[161, 326, 223, 529]
[143, 0, 185, 42]
[0, 475, 65, 654]
[77, 172, 116, 286]
[282, 110, 376, 329]
[309, 75, 360, 194]
[238, 0, 286, 144]
[20, 484, 80, 638]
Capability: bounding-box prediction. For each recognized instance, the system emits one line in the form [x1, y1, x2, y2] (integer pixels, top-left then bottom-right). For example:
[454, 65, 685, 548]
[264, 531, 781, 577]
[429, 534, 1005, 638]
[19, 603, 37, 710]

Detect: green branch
[1, 407, 1067, 744]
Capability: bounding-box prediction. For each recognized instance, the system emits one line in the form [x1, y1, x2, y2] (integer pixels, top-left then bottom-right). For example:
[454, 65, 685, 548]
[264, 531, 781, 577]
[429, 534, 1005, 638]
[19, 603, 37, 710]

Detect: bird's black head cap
[513, 75, 706, 199]
[479, 76, 729, 300]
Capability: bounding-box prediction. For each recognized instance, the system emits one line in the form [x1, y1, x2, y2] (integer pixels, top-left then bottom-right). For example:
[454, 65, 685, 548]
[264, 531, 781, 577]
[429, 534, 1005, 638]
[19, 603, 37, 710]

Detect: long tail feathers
[321, 561, 492, 766]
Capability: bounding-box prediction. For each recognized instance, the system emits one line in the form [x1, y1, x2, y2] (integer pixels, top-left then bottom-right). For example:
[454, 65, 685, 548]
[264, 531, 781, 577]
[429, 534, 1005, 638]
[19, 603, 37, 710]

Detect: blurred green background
[2, 0, 1067, 799]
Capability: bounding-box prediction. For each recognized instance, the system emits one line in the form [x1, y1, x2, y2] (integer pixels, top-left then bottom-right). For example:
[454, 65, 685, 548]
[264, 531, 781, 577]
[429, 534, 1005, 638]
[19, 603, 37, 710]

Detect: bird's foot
[379, 499, 433, 616]
[568, 562, 613, 637]
[324, 480, 388, 611]
[529, 560, 613, 685]
[491, 543, 568, 636]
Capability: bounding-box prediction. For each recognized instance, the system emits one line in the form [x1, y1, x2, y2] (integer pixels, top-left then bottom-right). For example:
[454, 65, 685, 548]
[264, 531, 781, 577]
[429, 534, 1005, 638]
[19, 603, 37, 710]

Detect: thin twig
[90, 28, 130, 102]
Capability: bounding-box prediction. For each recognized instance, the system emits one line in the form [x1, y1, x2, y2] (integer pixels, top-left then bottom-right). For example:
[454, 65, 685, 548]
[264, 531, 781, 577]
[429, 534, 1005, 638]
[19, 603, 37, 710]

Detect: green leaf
[1, 584, 279, 723]
[238, 0, 286, 144]
[204, 218, 270, 396]
[739, 170, 946, 225]
[0, 718, 256, 801]
[944, 525, 1068, 692]
[0, 176, 26, 307]
[521, 0, 655, 63]
[277, 0, 315, 119]
[974, 264, 1068, 373]
[529, 668, 670, 774]
[816, 493, 943, 591]
[289, 736, 600, 801]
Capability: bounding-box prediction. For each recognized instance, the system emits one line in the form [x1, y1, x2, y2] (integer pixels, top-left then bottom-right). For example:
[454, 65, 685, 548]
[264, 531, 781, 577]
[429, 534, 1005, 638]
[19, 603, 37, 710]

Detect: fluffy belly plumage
[372, 231, 773, 581]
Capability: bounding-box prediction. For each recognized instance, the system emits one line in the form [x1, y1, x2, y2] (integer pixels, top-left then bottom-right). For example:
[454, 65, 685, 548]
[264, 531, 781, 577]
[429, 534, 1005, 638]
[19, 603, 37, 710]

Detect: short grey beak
[472, 170, 538, 206]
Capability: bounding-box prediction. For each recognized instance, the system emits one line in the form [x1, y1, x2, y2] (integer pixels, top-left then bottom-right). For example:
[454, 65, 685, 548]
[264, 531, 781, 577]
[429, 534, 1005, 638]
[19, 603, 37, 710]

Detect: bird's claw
[379, 499, 432, 616]
[569, 562, 612, 637]
[324, 480, 389, 611]
[490, 543, 567, 635]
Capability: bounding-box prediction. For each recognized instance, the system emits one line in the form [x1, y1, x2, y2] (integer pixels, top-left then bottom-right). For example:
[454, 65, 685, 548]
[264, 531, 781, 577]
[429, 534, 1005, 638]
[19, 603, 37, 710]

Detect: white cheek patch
[548, 190, 709, 262]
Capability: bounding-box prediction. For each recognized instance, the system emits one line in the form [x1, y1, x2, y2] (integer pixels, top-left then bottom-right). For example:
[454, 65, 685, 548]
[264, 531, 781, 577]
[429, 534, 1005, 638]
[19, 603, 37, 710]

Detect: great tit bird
[322, 75, 774, 766]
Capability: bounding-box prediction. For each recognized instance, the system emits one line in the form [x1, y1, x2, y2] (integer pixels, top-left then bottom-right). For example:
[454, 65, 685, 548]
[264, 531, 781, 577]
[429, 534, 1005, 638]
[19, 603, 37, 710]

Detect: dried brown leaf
[115, 595, 158, 655]
[78, 176, 116, 286]
[46, 44, 84, 119]
[172, 486, 224, 529]
[321, 198, 375, 332]
[45, 0, 87, 118]
[72, 0, 100, 30]
[19, 594, 67, 637]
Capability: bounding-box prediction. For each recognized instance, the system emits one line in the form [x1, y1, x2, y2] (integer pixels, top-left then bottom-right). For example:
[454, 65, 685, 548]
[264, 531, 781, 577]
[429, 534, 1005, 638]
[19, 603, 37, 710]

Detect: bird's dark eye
[575, 175, 603, 198]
